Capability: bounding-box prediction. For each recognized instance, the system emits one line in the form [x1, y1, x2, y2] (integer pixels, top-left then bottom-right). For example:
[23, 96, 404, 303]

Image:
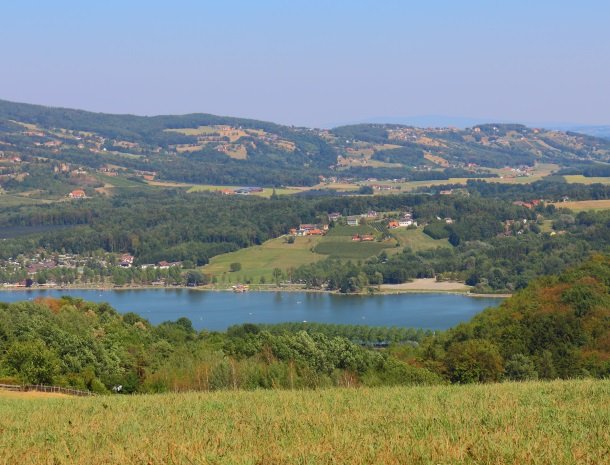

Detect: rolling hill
[1, 99, 610, 197]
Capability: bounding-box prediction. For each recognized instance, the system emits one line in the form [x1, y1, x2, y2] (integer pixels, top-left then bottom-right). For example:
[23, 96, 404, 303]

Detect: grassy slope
[0, 379, 608, 464]
[551, 199, 610, 212]
[203, 226, 449, 282]
[390, 227, 451, 251]
[203, 236, 325, 282]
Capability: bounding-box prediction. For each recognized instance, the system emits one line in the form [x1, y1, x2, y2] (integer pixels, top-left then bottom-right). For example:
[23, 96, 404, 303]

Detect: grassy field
[203, 226, 448, 282]
[186, 184, 298, 197]
[313, 239, 396, 259]
[390, 228, 451, 251]
[564, 175, 610, 185]
[0, 379, 608, 464]
[326, 224, 377, 236]
[203, 236, 325, 282]
[552, 199, 610, 212]
[0, 193, 52, 206]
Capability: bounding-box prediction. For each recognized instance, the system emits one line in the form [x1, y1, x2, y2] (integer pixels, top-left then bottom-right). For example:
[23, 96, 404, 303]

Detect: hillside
[1, 380, 608, 464]
[1, 99, 610, 197]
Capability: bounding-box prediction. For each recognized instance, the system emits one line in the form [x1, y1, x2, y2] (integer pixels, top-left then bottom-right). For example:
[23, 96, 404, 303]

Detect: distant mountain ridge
[1, 98, 609, 192]
[332, 115, 610, 140]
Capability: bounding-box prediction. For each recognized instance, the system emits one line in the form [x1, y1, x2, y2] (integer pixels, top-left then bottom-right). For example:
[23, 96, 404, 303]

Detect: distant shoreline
[0, 282, 510, 298]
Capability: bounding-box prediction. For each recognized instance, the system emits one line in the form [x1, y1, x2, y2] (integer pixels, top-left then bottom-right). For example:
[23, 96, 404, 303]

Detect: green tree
[6, 340, 60, 384]
[445, 339, 504, 383]
[505, 354, 538, 381]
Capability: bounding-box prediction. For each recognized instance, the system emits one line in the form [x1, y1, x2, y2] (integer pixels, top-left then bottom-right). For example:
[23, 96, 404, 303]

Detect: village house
[68, 189, 86, 199]
[352, 234, 375, 242]
[346, 216, 360, 226]
[360, 210, 378, 219]
[157, 261, 182, 269]
[328, 212, 342, 222]
[292, 224, 327, 236]
[119, 254, 135, 268]
[388, 220, 399, 229]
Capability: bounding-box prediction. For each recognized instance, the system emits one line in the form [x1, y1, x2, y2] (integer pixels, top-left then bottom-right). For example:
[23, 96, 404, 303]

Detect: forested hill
[0, 255, 607, 393]
[1, 98, 610, 187]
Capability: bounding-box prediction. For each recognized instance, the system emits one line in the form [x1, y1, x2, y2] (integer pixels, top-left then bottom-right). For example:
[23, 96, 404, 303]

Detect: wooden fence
[0, 383, 94, 397]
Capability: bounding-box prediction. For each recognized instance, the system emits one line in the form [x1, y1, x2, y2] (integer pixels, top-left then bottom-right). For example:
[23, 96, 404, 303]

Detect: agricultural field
[186, 184, 297, 197]
[563, 175, 610, 185]
[0, 379, 608, 465]
[326, 224, 378, 236]
[552, 199, 610, 212]
[314, 224, 397, 258]
[202, 236, 325, 283]
[203, 224, 399, 282]
[389, 227, 451, 251]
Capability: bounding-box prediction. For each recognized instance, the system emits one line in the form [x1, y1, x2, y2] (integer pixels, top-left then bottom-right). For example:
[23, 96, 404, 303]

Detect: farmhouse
[361, 210, 378, 219]
[346, 216, 360, 226]
[68, 189, 86, 199]
[352, 234, 375, 242]
[328, 212, 342, 222]
[292, 224, 327, 236]
[156, 260, 182, 269]
[119, 254, 134, 268]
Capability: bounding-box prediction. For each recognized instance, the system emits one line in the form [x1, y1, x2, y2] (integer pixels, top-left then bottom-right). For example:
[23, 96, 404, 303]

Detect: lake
[0, 289, 504, 331]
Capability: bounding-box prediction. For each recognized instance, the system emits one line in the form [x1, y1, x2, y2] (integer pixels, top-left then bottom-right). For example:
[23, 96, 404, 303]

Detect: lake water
[0, 289, 504, 331]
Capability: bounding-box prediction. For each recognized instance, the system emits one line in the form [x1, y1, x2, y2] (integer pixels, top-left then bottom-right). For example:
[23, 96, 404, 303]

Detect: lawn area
[552, 199, 610, 212]
[0, 379, 608, 464]
[390, 227, 451, 251]
[202, 236, 325, 283]
[563, 175, 610, 185]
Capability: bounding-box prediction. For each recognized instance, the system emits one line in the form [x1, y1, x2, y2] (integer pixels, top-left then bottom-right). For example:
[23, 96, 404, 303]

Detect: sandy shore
[380, 278, 471, 293]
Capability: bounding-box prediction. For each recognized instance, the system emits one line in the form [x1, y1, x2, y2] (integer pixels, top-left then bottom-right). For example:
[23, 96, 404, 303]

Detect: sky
[1, 0, 609, 127]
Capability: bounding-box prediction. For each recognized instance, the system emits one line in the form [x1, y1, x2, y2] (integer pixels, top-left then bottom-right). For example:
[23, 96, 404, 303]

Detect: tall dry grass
[0, 379, 608, 465]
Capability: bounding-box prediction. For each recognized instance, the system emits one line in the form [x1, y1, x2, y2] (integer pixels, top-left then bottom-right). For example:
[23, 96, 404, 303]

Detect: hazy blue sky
[1, 1, 609, 127]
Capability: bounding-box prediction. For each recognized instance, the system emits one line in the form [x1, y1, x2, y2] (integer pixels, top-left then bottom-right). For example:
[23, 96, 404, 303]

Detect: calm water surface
[0, 289, 504, 331]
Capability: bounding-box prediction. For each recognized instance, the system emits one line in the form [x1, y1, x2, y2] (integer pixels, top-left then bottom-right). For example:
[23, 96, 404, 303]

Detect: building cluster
[388, 212, 417, 228]
[290, 223, 328, 236]
[140, 260, 183, 270]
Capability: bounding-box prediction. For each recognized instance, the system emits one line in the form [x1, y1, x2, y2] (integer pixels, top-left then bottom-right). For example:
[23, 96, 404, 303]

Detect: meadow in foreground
[1, 379, 608, 465]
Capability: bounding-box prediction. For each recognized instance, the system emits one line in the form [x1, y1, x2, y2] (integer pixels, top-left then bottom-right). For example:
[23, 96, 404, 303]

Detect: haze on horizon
[1, 0, 609, 128]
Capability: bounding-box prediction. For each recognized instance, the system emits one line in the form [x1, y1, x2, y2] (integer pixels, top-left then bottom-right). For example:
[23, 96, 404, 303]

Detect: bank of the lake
[0, 288, 504, 331]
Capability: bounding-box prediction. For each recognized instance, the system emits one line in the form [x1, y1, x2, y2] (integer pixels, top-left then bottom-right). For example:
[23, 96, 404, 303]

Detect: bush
[229, 262, 242, 272]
